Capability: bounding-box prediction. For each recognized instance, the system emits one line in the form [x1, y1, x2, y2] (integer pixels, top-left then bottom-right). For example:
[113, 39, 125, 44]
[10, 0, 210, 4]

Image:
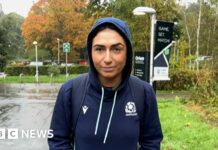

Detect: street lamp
[57, 38, 60, 65]
[33, 41, 39, 83]
[133, 6, 156, 86]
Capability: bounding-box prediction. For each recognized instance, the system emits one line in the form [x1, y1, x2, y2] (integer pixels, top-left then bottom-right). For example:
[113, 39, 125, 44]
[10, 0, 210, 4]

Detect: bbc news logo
[0, 128, 53, 139]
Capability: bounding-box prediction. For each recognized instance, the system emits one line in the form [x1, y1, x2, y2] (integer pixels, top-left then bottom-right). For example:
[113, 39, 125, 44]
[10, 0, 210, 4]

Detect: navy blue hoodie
[48, 17, 163, 150]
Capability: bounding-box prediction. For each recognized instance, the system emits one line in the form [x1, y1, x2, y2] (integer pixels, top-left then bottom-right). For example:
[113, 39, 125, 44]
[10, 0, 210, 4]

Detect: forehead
[92, 28, 126, 45]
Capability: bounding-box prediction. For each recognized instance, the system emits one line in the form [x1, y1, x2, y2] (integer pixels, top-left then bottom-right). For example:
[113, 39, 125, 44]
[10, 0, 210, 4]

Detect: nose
[104, 49, 112, 64]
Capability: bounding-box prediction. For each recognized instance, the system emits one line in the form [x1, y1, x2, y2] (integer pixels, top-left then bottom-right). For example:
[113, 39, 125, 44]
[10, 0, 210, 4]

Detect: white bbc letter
[8, 128, 18, 139]
[47, 129, 54, 138]
[0, 128, 6, 139]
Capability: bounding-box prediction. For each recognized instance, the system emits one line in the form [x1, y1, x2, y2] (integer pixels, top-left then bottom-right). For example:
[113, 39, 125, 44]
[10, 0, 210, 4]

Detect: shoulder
[60, 73, 89, 93]
[129, 75, 152, 90]
[129, 75, 156, 102]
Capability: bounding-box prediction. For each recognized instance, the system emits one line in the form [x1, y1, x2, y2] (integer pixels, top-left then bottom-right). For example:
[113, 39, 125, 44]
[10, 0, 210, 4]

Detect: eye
[94, 46, 105, 53]
[112, 47, 122, 53]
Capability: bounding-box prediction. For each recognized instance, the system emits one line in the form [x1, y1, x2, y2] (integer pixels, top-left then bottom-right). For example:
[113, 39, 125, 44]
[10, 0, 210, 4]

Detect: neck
[98, 74, 122, 89]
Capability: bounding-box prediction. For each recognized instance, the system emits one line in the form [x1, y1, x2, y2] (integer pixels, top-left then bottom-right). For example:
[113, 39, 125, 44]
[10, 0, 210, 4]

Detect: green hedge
[60, 65, 89, 74]
[156, 69, 198, 90]
[5, 66, 216, 92]
[4, 65, 89, 76]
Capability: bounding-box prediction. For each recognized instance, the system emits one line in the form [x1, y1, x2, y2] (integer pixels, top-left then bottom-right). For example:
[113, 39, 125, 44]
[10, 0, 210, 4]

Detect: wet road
[0, 83, 61, 150]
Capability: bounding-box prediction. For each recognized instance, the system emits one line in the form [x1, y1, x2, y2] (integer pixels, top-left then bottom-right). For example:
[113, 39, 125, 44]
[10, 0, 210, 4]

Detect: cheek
[117, 52, 127, 68]
[91, 51, 101, 67]
[122, 57, 127, 68]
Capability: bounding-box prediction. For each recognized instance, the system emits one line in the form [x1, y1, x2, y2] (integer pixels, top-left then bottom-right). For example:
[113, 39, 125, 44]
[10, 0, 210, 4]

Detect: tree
[196, 0, 202, 71]
[86, 0, 113, 18]
[0, 13, 24, 71]
[180, 6, 193, 69]
[0, 26, 7, 71]
[180, 2, 218, 70]
[21, 0, 92, 62]
[87, 0, 181, 52]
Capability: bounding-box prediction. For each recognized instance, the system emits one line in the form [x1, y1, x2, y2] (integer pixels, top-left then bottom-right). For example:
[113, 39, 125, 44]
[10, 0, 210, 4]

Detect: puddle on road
[0, 98, 54, 150]
[0, 84, 60, 100]
[0, 104, 20, 126]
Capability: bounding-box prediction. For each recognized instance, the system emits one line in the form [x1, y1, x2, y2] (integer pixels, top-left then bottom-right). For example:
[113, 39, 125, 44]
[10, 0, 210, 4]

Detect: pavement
[0, 83, 60, 150]
[0, 83, 190, 150]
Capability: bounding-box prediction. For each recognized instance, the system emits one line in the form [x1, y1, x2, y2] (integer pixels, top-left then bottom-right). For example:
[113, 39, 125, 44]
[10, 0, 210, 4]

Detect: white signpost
[63, 42, 71, 78]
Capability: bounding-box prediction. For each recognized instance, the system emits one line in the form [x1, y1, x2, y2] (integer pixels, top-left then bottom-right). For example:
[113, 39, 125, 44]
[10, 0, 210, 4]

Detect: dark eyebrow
[111, 43, 125, 47]
[92, 44, 104, 48]
[93, 43, 125, 48]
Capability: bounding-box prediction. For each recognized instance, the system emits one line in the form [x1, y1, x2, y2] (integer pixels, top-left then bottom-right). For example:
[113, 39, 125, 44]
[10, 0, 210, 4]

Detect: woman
[48, 17, 163, 150]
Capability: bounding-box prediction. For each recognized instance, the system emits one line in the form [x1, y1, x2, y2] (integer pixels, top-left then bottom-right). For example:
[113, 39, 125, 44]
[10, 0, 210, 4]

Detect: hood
[87, 17, 133, 90]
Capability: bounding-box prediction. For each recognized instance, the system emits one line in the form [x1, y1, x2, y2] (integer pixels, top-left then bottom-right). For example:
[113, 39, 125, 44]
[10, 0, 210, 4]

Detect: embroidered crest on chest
[125, 101, 137, 116]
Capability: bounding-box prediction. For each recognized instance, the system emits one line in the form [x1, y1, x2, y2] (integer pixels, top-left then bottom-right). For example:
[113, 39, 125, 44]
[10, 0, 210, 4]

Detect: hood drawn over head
[87, 17, 133, 85]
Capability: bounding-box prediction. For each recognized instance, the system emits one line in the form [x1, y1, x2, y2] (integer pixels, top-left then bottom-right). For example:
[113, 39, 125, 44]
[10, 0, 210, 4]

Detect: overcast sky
[0, 0, 34, 17]
[0, 0, 197, 18]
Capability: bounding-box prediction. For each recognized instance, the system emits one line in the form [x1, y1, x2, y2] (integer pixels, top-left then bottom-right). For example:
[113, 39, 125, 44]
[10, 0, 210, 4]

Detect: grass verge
[159, 100, 218, 150]
[0, 75, 78, 83]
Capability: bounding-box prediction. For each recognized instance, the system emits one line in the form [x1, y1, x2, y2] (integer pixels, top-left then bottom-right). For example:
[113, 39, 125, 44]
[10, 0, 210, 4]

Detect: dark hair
[91, 23, 127, 46]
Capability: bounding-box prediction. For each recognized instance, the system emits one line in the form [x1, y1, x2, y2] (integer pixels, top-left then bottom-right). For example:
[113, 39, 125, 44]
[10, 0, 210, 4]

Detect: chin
[101, 72, 117, 79]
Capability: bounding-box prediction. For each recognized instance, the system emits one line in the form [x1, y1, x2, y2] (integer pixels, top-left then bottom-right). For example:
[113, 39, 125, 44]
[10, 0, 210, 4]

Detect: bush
[4, 65, 89, 76]
[59, 65, 89, 74]
[69, 65, 89, 74]
[156, 69, 197, 90]
[4, 66, 50, 75]
[189, 69, 218, 107]
[0, 55, 6, 72]
[47, 66, 60, 76]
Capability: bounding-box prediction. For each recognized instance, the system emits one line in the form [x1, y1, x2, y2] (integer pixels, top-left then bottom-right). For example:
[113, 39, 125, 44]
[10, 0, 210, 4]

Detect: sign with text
[134, 52, 150, 82]
[153, 21, 174, 81]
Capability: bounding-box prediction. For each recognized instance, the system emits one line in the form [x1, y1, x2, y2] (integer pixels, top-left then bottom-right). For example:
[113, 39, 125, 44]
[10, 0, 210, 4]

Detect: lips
[102, 67, 115, 72]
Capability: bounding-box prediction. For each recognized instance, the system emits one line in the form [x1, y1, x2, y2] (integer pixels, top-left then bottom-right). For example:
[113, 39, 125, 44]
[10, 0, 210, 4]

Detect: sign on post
[153, 21, 174, 81]
[134, 51, 150, 82]
[63, 42, 71, 78]
[63, 42, 71, 53]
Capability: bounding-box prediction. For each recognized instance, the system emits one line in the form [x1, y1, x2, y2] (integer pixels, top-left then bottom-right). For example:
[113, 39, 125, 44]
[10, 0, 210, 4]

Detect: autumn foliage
[21, 0, 93, 61]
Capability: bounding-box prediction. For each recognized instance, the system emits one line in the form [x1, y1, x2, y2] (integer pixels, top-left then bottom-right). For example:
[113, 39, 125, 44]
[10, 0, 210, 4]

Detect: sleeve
[48, 85, 73, 150]
[139, 83, 163, 150]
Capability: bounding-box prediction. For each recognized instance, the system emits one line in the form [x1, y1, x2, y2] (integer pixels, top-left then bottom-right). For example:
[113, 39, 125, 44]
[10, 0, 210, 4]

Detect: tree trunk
[206, 30, 211, 56]
[211, 5, 217, 64]
[183, 11, 192, 70]
[196, 0, 202, 71]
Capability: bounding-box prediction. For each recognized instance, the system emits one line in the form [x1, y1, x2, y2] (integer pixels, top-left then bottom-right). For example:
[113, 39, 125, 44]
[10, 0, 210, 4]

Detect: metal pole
[173, 41, 176, 69]
[57, 38, 60, 64]
[149, 14, 156, 86]
[66, 52, 68, 78]
[177, 40, 179, 63]
[35, 44, 39, 83]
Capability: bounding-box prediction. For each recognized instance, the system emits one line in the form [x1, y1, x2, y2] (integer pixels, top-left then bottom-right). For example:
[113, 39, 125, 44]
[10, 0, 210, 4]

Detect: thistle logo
[125, 102, 137, 116]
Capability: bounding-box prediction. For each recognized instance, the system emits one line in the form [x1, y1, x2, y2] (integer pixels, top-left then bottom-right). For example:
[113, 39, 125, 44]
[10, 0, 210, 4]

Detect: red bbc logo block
[0, 128, 6, 139]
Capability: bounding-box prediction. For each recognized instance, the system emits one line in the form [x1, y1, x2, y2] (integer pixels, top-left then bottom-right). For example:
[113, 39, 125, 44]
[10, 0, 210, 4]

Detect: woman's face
[92, 28, 127, 82]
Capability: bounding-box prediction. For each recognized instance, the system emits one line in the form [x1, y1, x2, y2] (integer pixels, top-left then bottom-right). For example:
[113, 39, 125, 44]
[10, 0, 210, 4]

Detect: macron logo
[82, 105, 88, 114]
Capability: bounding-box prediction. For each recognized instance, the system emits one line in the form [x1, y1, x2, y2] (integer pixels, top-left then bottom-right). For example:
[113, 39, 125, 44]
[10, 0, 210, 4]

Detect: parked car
[29, 61, 43, 66]
[60, 63, 75, 67]
[0, 72, 7, 78]
[79, 59, 88, 65]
